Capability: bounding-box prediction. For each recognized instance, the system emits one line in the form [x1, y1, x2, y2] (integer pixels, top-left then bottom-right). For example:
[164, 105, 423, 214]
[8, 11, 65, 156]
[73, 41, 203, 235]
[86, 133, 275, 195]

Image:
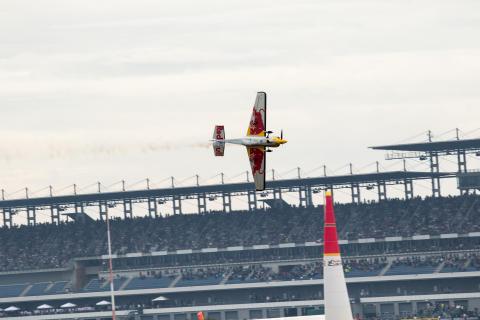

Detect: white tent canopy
[5, 306, 20, 312]
[60, 302, 77, 308]
[37, 304, 53, 310]
[96, 300, 111, 306]
[152, 296, 169, 302]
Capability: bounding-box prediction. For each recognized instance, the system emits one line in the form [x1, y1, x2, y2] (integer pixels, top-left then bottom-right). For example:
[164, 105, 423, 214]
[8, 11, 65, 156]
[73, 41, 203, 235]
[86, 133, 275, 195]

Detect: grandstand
[1, 194, 480, 319]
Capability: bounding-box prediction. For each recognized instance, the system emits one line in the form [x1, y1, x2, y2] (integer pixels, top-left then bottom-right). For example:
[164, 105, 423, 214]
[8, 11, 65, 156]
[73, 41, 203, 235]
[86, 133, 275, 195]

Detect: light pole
[105, 209, 117, 320]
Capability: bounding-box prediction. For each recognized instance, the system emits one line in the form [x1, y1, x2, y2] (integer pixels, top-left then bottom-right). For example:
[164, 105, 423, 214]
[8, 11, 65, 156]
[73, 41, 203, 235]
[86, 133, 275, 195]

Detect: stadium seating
[176, 276, 223, 287]
[176, 267, 225, 287]
[0, 283, 27, 298]
[385, 265, 438, 276]
[84, 277, 127, 291]
[24, 282, 50, 296]
[0, 195, 479, 272]
[227, 266, 259, 284]
[0, 252, 480, 298]
[46, 281, 69, 294]
[124, 276, 174, 290]
[344, 269, 381, 277]
[384, 256, 442, 276]
[344, 258, 387, 277]
[83, 278, 104, 291]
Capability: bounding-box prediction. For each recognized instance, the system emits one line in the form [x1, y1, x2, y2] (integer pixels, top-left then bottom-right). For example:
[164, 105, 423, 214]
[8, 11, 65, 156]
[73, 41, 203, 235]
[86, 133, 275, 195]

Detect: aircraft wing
[247, 146, 266, 191]
[246, 92, 266, 136]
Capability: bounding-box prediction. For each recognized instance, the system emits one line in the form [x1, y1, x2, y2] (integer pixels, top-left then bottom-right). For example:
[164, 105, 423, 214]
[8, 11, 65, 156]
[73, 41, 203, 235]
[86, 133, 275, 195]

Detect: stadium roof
[0, 171, 454, 209]
[370, 138, 480, 152]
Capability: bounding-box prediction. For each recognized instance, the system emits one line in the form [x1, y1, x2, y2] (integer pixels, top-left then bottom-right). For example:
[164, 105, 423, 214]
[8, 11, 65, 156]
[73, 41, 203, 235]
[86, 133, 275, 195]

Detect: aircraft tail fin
[213, 125, 225, 156]
[213, 125, 225, 140]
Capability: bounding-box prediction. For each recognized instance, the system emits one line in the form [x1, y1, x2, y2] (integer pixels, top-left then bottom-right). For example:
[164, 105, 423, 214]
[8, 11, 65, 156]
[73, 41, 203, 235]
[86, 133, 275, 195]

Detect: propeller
[281, 129, 284, 140]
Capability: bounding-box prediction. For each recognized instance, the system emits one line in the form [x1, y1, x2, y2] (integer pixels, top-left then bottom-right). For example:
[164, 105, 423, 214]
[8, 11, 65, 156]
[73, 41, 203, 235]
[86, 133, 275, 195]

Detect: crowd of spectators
[223, 263, 321, 283]
[131, 262, 324, 285]
[390, 255, 443, 269]
[416, 302, 476, 319]
[1, 194, 480, 272]
[222, 258, 385, 282]
[1, 300, 477, 320]
[388, 254, 480, 273]
[442, 254, 471, 272]
[278, 263, 323, 280]
[180, 267, 226, 281]
[126, 255, 432, 286]
[138, 269, 175, 280]
[344, 258, 387, 274]
[369, 302, 479, 320]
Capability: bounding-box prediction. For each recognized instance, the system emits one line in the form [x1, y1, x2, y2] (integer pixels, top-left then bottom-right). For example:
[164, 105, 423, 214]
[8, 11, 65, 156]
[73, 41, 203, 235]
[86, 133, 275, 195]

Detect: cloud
[0, 0, 479, 200]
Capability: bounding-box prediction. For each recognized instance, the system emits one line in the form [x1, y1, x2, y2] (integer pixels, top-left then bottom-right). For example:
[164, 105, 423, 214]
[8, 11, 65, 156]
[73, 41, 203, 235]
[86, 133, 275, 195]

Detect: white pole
[105, 210, 117, 320]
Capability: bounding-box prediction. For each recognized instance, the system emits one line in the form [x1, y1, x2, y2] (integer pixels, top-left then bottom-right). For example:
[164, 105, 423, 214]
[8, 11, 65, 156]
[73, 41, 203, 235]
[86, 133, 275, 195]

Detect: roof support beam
[351, 183, 361, 204]
[222, 192, 231, 213]
[75, 203, 83, 214]
[404, 179, 414, 200]
[273, 187, 282, 201]
[50, 205, 60, 224]
[299, 186, 313, 207]
[429, 152, 441, 198]
[172, 196, 182, 215]
[123, 199, 133, 219]
[247, 191, 257, 211]
[27, 207, 36, 226]
[2, 208, 13, 228]
[148, 198, 158, 218]
[197, 194, 207, 214]
[377, 181, 387, 202]
[99, 201, 107, 221]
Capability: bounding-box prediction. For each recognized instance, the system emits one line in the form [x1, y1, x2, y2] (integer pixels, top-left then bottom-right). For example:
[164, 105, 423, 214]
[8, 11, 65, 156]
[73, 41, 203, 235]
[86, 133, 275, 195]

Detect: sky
[1, 0, 480, 218]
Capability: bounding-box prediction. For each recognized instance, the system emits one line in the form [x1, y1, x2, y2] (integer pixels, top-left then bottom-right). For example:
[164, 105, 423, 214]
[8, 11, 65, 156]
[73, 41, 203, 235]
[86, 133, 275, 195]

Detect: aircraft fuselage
[217, 136, 287, 148]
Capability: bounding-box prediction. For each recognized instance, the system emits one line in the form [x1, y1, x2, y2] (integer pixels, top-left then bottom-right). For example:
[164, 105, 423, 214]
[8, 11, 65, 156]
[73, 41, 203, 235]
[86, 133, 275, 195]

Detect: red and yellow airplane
[212, 92, 287, 191]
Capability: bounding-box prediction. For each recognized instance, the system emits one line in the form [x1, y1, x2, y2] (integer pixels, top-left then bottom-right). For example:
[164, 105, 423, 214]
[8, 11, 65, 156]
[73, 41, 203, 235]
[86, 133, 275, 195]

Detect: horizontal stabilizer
[213, 142, 225, 156]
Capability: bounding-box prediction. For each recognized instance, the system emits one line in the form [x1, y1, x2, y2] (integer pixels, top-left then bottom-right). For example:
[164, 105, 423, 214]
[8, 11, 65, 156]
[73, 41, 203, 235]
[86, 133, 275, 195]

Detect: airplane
[212, 92, 287, 191]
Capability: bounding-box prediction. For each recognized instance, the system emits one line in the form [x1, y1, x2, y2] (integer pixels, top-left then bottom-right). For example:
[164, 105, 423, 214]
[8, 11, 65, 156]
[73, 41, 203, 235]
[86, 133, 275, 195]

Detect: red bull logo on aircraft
[248, 109, 265, 136]
[248, 147, 265, 175]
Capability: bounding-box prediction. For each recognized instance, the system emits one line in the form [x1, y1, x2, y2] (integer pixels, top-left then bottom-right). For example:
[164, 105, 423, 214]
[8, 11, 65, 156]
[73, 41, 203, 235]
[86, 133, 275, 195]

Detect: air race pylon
[323, 191, 353, 320]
